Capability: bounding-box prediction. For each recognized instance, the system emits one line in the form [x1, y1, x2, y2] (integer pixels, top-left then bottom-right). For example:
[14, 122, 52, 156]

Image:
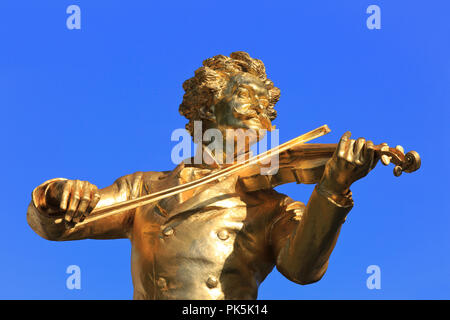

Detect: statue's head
[179, 52, 280, 141]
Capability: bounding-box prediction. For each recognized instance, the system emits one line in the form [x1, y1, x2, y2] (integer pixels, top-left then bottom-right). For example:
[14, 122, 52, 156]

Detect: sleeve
[269, 185, 353, 285]
[27, 172, 146, 241]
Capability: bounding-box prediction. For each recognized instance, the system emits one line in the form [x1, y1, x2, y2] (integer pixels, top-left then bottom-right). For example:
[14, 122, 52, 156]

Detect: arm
[27, 172, 145, 241]
[270, 188, 353, 285]
[270, 131, 381, 284]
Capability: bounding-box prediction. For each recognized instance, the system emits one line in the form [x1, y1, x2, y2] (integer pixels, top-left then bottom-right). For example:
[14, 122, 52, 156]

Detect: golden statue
[27, 52, 420, 299]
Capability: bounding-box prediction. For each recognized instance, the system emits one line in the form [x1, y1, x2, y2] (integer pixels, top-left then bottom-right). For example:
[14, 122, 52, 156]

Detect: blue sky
[0, 1, 449, 299]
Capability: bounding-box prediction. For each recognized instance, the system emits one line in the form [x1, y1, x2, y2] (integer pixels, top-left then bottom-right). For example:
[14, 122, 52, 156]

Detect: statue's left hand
[318, 131, 380, 195]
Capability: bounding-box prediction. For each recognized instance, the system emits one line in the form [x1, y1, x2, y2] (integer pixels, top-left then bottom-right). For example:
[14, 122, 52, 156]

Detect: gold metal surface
[27, 51, 421, 300]
[73, 124, 331, 227]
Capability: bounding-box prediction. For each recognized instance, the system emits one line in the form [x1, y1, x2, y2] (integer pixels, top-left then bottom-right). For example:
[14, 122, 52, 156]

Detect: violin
[239, 138, 421, 192]
[73, 125, 421, 227]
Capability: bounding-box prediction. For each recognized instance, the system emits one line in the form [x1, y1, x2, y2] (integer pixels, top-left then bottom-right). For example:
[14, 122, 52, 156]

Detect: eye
[237, 88, 250, 99]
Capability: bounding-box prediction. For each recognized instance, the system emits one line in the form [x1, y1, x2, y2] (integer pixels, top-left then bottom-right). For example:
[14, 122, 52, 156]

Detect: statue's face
[213, 74, 272, 134]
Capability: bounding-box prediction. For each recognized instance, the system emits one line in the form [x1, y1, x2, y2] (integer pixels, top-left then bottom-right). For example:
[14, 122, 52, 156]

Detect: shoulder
[260, 190, 305, 248]
[244, 188, 305, 221]
[242, 189, 305, 247]
[113, 170, 170, 199]
[260, 190, 305, 232]
[248, 188, 304, 209]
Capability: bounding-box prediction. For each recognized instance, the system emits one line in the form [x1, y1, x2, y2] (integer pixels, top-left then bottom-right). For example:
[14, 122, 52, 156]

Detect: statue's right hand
[44, 180, 101, 223]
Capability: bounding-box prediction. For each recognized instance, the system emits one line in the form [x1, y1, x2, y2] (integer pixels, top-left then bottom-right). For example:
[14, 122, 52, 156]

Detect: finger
[65, 180, 81, 222]
[86, 189, 101, 215]
[81, 189, 101, 222]
[73, 182, 89, 223]
[343, 140, 355, 163]
[341, 131, 352, 141]
[353, 138, 366, 166]
[60, 180, 73, 211]
[338, 131, 352, 148]
[337, 131, 352, 158]
[365, 140, 377, 169]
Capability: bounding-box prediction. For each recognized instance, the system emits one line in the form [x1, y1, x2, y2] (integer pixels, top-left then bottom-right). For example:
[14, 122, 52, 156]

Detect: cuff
[315, 184, 354, 209]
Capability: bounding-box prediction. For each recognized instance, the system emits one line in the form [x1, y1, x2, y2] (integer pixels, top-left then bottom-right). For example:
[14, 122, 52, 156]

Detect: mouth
[235, 112, 273, 132]
[229, 103, 273, 131]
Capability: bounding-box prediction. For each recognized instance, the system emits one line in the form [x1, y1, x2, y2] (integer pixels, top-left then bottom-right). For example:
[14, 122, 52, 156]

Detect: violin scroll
[371, 144, 421, 177]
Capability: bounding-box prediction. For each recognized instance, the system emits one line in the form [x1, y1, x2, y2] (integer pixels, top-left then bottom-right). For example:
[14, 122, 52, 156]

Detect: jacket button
[162, 226, 174, 237]
[217, 230, 229, 240]
[206, 276, 218, 288]
[157, 277, 167, 289]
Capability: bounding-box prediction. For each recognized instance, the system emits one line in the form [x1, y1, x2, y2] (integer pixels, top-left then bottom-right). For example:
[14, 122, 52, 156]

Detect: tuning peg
[393, 166, 403, 177]
[395, 145, 404, 154]
[381, 155, 391, 166]
[380, 143, 391, 166]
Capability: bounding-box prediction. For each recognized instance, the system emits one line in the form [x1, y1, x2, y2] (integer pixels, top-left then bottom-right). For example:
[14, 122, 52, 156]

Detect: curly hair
[179, 51, 281, 135]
